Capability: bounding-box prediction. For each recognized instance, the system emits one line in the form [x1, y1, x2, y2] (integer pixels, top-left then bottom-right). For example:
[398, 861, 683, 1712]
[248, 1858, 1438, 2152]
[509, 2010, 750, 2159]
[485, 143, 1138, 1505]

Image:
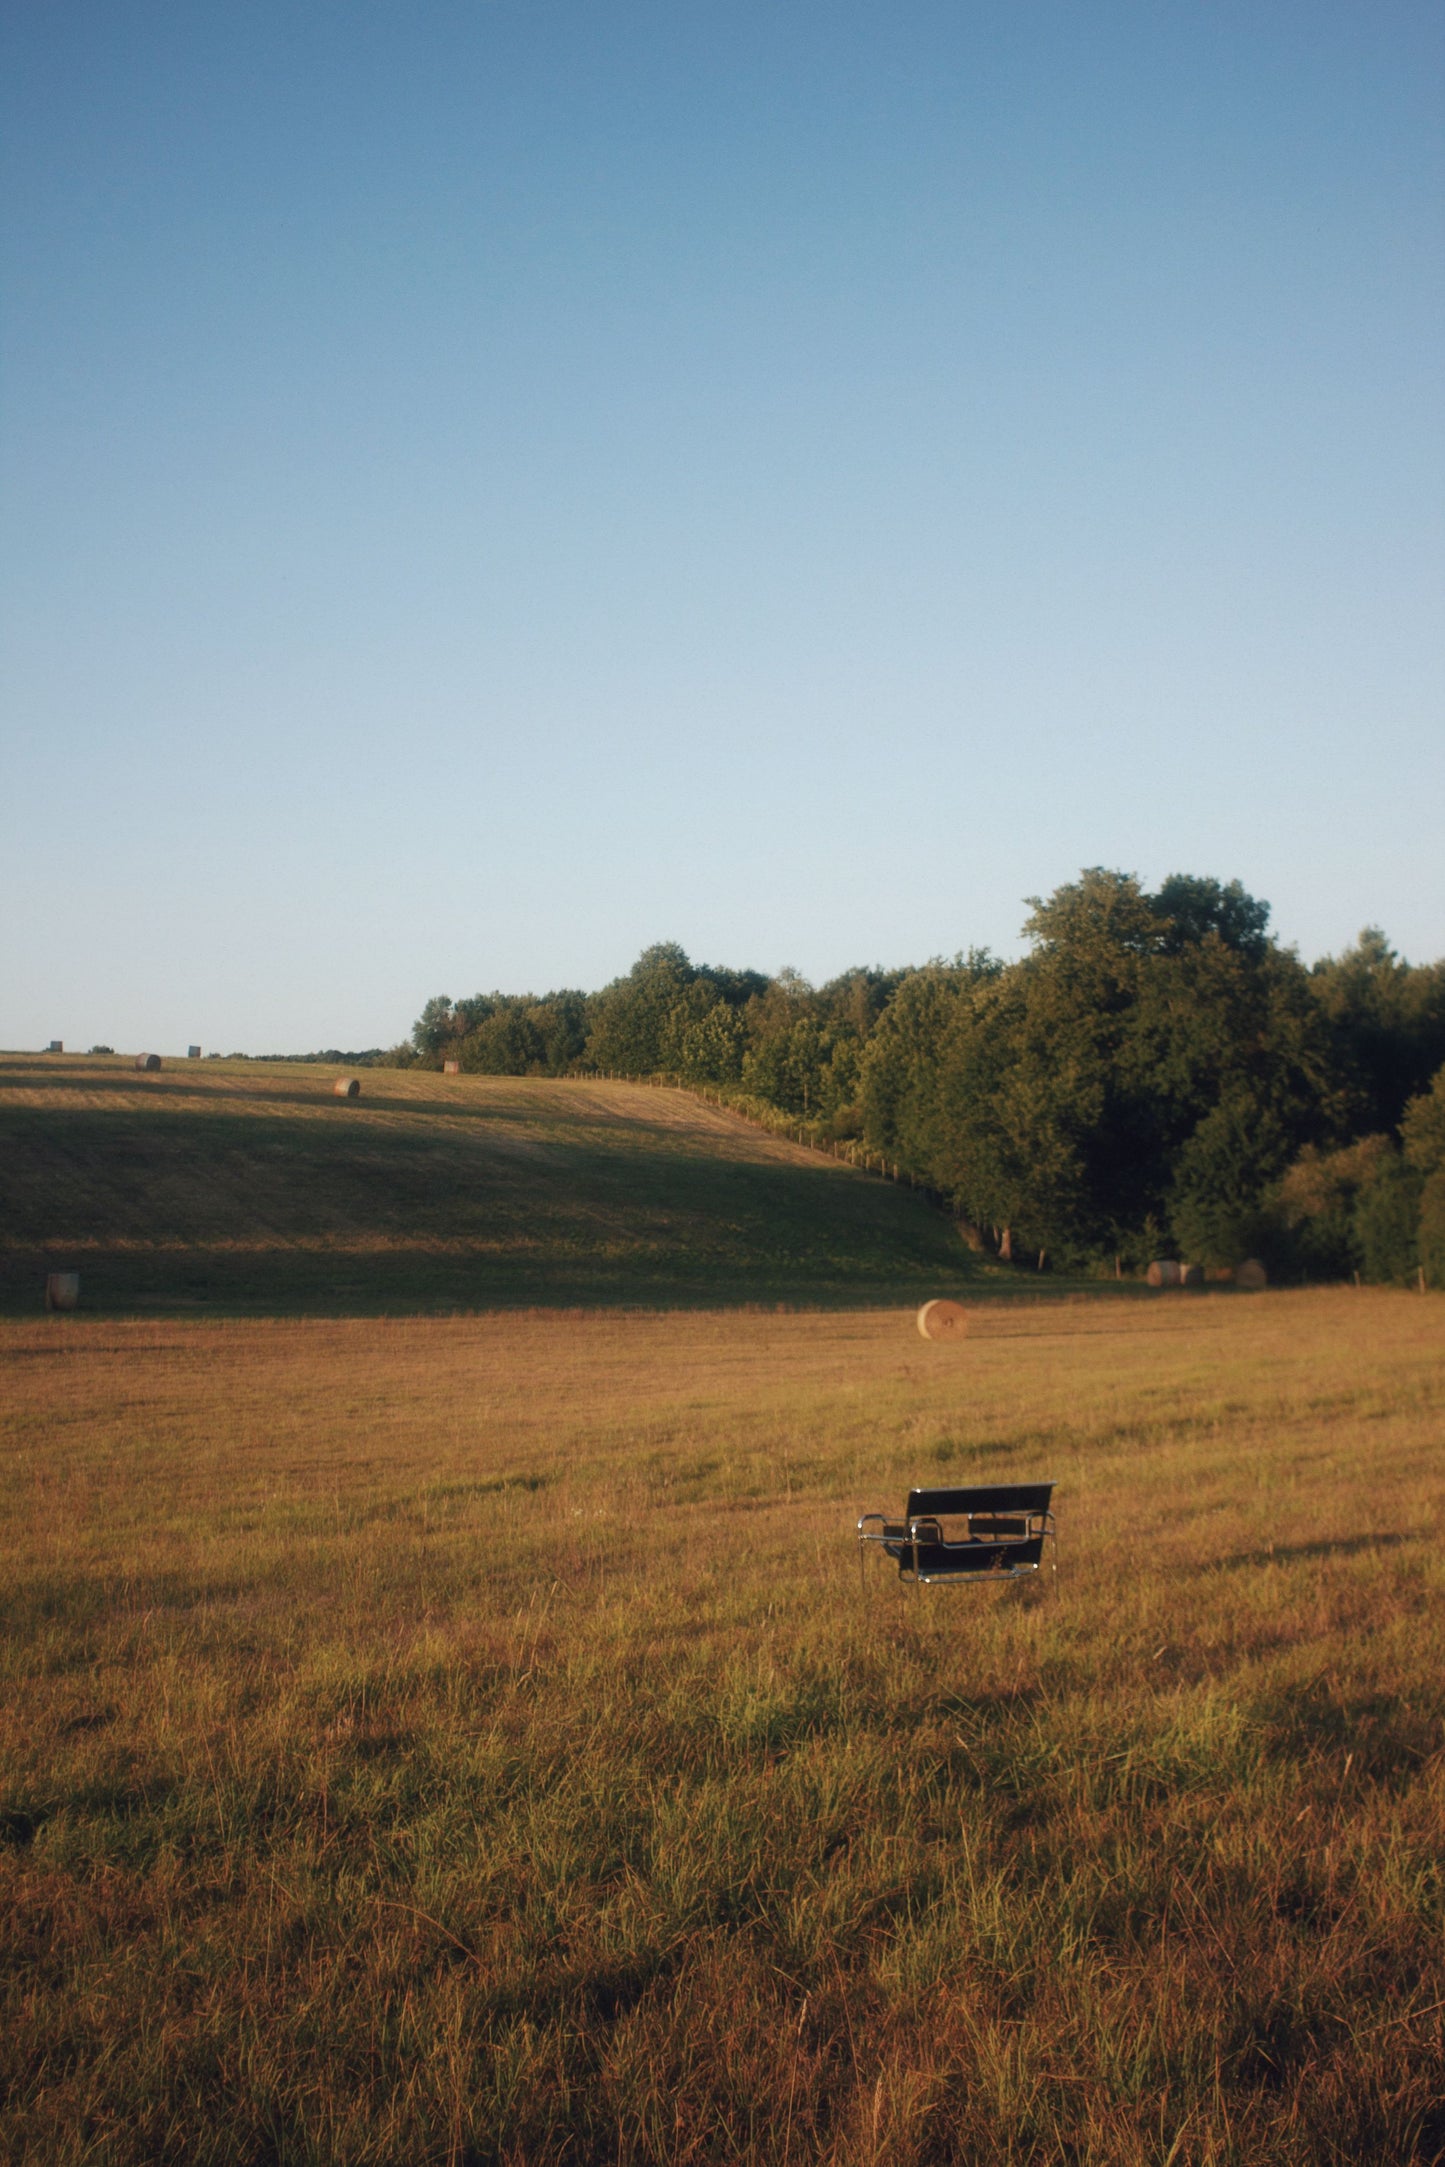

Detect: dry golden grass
[2, 1288, 1442, 2163]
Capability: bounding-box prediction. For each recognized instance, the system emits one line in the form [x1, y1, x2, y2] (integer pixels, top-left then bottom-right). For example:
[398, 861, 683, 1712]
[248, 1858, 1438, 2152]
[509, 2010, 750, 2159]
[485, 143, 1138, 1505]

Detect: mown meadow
[0, 1056, 973, 1316]
[2, 1287, 1441, 2164]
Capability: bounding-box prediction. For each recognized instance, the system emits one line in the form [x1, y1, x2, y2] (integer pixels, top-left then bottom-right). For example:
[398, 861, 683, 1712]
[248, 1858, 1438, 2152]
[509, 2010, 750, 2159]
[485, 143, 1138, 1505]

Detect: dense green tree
[859, 965, 977, 1171]
[1352, 1153, 1422, 1284]
[413, 995, 459, 1058]
[742, 1014, 832, 1115]
[1144, 945, 1332, 1262]
[668, 1000, 746, 1084]
[525, 992, 591, 1073]
[724, 964, 905, 1130]
[932, 971, 1089, 1255]
[407, 885, 1441, 1277]
[414, 988, 592, 1074]
[1149, 874, 1271, 956]
[855, 871, 1330, 1266]
[1274, 1133, 1394, 1279]
[1007, 872, 1168, 1252]
[458, 1009, 544, 1075]
[587, 943, 696, 1074]
[1310, 929, 1445, 1134]
[1167, 1086, 1297, 1267]
[1402, 1063, 1445, 1285]
[587, 946, 767, 1077]
[1400, 1061, 1445, 1177]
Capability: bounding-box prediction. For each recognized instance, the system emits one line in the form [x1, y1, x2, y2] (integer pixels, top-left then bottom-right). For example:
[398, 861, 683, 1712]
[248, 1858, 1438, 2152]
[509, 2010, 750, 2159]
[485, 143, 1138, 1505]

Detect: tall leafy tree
[1402, 1063, 1445, 1284]
[587, 943, 697, 1074]
[406, 878, 1440, 1278]
[1310, 930, 1445, 1134]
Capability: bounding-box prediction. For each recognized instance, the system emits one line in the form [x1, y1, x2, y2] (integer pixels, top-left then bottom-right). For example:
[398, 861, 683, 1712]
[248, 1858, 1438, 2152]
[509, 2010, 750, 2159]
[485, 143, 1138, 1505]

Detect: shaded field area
[1, 1288, 1442, 2163]
[0, 1056, 977, 1315]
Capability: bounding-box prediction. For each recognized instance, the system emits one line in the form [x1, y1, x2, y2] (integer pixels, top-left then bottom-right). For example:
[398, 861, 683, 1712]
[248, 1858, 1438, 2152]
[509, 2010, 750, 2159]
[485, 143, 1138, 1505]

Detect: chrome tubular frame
[857, 1502, 1057, 1590]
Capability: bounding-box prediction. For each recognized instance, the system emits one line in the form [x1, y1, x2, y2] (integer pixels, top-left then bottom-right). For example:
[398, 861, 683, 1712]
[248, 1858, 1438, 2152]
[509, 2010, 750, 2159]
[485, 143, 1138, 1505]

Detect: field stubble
[1, 1289, 1442, 2164]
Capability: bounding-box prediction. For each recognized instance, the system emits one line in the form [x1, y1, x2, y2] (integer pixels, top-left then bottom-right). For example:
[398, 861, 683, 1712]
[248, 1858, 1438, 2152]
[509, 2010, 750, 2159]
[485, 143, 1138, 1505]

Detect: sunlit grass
[1, 1287, 1441, 2162]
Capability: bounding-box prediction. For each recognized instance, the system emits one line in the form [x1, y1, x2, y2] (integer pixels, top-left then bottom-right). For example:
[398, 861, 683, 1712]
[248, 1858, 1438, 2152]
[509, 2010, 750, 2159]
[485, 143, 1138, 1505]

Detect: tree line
[399, 870, 1445, 1285]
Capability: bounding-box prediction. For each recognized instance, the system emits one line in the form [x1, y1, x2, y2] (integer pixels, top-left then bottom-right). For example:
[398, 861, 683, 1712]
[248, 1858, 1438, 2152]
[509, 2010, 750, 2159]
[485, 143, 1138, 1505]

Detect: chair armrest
[857, 1513, 909, 1544]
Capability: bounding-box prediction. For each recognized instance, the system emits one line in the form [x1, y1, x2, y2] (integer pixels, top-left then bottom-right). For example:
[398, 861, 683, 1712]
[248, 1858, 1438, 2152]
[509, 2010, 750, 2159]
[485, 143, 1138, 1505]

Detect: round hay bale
[333, 1077, 361, 1099]
[1235, 1257, 1268, 1290]
[917, 1298, 969, 1341]
[443, 1059, 460, 1075]
[134, 1053, 161, 1072]
[1146, 1259, 1181, 1287]
[1179, 1263, 1204, 1288]
[45, 1272, 80, 1313]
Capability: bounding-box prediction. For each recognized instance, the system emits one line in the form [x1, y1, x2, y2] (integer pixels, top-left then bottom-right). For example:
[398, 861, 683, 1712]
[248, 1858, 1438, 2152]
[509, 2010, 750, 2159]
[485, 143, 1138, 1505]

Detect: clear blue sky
[3, 1, 1441, 1053]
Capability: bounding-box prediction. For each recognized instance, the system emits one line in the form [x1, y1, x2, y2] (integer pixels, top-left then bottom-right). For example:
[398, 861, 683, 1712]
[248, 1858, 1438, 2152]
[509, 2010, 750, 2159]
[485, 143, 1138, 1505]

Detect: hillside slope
[0, 1055, 983, 1314]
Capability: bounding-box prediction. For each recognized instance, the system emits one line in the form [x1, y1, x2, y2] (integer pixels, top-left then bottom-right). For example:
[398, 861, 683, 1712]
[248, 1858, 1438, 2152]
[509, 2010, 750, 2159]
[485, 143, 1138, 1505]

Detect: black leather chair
[858, 1482, 1056, 1587]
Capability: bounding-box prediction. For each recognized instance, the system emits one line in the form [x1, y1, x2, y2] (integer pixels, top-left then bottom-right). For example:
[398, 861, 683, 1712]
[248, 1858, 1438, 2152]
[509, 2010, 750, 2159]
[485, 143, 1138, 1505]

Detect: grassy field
[0, 1055, 979, 1316]
[2, 1287, 1441, 2163]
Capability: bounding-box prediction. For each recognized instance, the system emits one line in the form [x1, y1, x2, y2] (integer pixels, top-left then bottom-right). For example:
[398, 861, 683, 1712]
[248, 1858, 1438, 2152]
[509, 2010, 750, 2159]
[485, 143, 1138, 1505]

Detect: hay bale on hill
[917, 1298, 969, 1341]
[1235, 1257, 1268, 1290]
[1147, 1260, 1181, 1287]
[1180, 1263, 1204, 1288]
[333, 1077, 361, 1099]
[45, 1272, 80, 1313]
[443, 1060, 460, 1075]
[134, 1053, 161, 1072]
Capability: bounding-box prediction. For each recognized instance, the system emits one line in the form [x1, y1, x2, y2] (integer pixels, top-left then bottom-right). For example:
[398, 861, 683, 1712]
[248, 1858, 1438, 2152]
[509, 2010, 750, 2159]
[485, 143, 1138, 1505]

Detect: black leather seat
[859, 1482, 1056, 1588]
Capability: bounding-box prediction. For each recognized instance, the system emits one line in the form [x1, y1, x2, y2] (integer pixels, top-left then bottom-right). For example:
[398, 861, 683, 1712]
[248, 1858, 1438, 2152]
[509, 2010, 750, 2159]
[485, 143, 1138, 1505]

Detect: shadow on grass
[1214, 1532, 1421, 1570]
[0, 1243, 1153, 1320]
[0, 1092, 1170, 1321]
[0, 1097, 1026, 1319]
[1255, 1675, 1438, 1787]
[1, 1243, 982, 1317]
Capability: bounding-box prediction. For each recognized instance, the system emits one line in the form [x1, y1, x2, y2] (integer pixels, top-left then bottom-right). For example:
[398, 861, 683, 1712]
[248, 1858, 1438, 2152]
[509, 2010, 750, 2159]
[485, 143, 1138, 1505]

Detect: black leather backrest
[906, 1482, 1054, 1518]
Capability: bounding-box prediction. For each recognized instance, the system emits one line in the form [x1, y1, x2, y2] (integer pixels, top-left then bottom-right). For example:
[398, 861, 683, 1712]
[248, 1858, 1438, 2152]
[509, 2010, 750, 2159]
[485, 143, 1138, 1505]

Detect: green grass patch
[0, 1056, 987, 1315]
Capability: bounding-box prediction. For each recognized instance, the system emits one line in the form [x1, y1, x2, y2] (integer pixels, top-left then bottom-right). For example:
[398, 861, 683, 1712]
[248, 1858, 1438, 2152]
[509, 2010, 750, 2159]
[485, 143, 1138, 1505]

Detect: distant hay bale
[1147, 1260, 1182, 1287]
[1180, 1263, 1204, 1288]
[443, 1060, 460, 1075]
[134, 1053, 161, 1072]
[333, 1076, 361, 1098]
[45, 1272, 80, 1313]
[1235, 1257, 1268, 1290]
[917, 1298, 969, 1341]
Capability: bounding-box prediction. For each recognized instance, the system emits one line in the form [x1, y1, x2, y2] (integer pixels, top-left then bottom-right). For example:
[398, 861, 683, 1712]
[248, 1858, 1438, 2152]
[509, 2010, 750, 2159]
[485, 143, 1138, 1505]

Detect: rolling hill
[0, 1054, 984, 1315]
